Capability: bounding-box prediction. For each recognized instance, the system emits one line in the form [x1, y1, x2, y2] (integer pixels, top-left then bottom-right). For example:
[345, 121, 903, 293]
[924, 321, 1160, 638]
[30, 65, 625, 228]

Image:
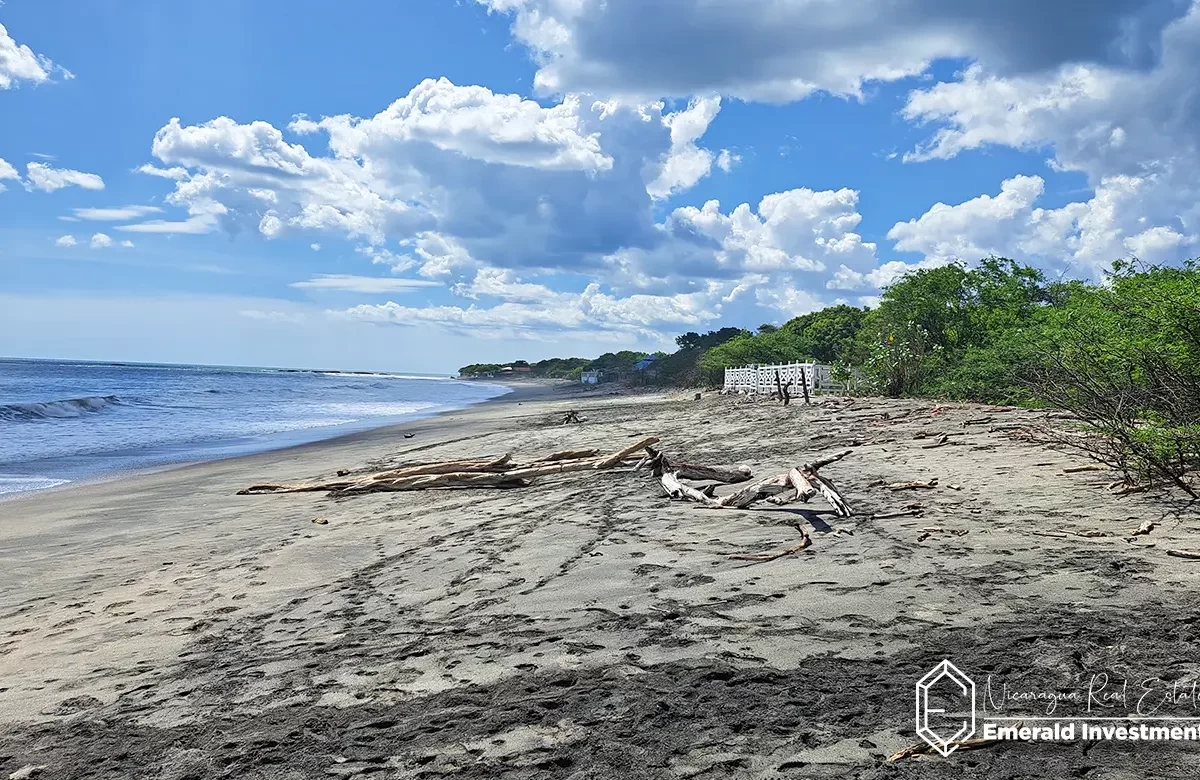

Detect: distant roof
[634, 355, 659, 369]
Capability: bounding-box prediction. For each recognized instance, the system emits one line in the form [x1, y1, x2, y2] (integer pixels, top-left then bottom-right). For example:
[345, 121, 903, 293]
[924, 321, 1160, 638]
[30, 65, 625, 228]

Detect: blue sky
[2, 0, 1197, 372]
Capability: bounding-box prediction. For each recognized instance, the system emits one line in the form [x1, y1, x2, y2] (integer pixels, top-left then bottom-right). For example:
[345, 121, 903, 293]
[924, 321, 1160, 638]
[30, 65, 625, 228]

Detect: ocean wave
[0, 395, 123, 422]
[0, 476, 71, 496]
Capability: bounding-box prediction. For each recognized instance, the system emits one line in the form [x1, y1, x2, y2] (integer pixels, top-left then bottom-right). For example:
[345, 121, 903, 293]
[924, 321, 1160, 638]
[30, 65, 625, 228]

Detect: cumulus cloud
[887, 174, 1198, 274]
[0, 156, 17, 192]
[55, 235, 77, 247]
[646, 96, 721, 199]
[133, 79, 890, 336]
[476, 0, 1179, 100]
[137, 79, 712, 265]
[24, 162, 104, 193]
[0, 22, 71, 89]
[894, 4, 1200, 273]
[90, 232, 114, 249]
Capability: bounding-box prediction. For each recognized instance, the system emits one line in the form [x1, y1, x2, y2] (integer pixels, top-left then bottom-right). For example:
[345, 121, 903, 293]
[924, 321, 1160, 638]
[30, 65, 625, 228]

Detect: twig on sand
[730, 532, 812, 562]
[1167, 549, 1200, 560]
[887, 478, 939, 491]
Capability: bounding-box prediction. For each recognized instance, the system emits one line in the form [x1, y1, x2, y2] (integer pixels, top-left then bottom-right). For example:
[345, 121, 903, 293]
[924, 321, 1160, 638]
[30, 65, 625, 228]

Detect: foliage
[1023, 260, 1200, 494]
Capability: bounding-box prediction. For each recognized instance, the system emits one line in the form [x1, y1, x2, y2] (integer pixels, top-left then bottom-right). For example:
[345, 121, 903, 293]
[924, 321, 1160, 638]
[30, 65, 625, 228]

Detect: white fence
[723, 362, 837, 395]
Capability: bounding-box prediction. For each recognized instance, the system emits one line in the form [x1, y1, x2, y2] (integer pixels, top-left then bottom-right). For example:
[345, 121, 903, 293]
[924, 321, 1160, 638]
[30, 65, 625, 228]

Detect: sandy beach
[4, 385, 1200, 778]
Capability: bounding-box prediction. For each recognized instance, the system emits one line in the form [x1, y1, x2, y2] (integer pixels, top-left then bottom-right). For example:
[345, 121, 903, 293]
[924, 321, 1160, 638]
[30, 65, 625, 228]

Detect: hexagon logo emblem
[915, 659, 976, 756]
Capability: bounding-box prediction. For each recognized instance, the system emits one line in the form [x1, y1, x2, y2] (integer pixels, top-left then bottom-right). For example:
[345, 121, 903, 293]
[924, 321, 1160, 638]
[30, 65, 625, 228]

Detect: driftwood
[730, 532, 812, 562]
[871, 508, 923, 520]
[369, 454, 513, 481]
[535, 449, 600, 462]
[660, 470, 720, 504]
[657, 448, 852, 516]
[240, 441, 649, 497]
[887, 478, 939, 491]
[1167, 549, 1200, 560]
[561, 410, 584, 425]
[595, 437, 660, 469]
[766, 468, 818, 506]
[1133, 519, 1157, 536]
[921, 434, 950, 449]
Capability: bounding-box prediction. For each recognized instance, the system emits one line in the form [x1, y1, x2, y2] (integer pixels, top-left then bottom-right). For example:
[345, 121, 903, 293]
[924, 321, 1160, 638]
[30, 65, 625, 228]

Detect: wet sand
[3, 387, 1200, 778]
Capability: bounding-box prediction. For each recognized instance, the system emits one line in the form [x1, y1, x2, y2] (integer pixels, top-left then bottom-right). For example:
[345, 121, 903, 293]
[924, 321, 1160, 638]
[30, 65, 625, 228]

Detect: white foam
[0, 475, 71, 495]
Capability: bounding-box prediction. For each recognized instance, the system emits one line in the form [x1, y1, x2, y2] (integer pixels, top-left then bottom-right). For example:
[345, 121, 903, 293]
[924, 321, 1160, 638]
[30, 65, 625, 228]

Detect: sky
[1, 0, 1198, 373]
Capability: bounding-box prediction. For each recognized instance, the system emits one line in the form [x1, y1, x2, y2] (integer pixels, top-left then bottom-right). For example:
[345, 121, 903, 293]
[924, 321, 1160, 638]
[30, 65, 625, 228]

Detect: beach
[3, 385, 1200, 778]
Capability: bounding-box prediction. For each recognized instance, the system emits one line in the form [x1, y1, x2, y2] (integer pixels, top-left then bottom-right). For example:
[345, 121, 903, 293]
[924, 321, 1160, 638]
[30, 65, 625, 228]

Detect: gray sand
[3, 388, 1200, 778]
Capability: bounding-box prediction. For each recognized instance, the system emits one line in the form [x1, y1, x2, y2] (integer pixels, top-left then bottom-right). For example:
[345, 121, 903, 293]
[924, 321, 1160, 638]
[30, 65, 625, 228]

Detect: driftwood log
[655, 448, 853, 516]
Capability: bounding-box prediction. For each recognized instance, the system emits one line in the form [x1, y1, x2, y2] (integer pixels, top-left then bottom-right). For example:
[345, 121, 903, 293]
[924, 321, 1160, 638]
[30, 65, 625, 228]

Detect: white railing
[723, 362, 837, 395]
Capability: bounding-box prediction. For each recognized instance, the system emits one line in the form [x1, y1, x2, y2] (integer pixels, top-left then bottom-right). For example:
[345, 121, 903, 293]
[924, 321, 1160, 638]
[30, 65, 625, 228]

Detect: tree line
[462, 257, 1200, 494]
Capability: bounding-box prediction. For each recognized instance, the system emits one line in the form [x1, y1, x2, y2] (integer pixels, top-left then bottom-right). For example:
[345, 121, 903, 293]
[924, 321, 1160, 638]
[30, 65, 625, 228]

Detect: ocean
[0, 358, 508, 497]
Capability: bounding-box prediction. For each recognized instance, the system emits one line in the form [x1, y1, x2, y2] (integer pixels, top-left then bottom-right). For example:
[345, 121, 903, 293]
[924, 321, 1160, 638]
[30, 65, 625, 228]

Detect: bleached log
[660, 470, 719, 505]
[766, 468, 818, 506]
[715, 473, 791, 508]
[368, 454, 513, 481]
[807, 449, 853, 471]
[643, 446, 752, 484]
[334, 471, 532, 495]
[804, 468, 852, 517]
[594, 436, 660, 469]
[535, 449, 599, 462]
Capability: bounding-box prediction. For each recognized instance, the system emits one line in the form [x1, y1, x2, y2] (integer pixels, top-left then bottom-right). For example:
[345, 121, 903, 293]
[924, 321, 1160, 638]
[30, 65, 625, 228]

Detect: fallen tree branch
[535, 449, 599, 462]
[594, 436, 660, 469]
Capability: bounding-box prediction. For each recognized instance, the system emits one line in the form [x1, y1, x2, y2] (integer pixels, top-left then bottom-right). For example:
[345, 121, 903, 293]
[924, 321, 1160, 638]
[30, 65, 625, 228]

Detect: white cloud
[646, 96, 721, 199]
[70, 205, 164, 221]
[337, 277, 723, 340]
[716, 149, 741, 173]
[115, 215, 219, 234]
[0, 22, 71, 89]
[54, 235, 77, 247]
[90, 232, 114, 249]
[289, 274, 442, 293]
[476, 0, 1178, 101]
[240, 309, 307, 324]
[136, 164, 190, 180]
[310, 243, 321, 251]
[888, 174, 1198, 274]
[0, 156, 17, 192]
[120, 239, 135, 248]
[893, 4, 1200, 273]
[24, 162, 104, 193]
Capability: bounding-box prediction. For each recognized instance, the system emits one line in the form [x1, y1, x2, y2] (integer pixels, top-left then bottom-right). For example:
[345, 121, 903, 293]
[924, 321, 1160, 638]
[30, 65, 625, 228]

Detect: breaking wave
[0, 395, 123, 422]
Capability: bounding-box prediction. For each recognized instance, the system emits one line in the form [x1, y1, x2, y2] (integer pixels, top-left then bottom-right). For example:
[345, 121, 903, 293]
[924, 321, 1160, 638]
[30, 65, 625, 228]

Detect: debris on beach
[236, 437, 858, 523]
[561, 410, 585, 424]
[886, 477, 939, 491]
[645, 446, 853, 516]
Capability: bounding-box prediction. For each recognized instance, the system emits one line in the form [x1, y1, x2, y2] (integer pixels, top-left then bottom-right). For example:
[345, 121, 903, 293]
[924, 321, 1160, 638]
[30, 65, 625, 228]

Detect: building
[633, 355, 659, 371]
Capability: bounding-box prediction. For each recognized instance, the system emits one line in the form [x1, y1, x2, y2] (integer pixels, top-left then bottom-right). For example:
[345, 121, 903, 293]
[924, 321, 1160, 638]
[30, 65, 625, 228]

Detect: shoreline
[0, 378, 556, 506]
